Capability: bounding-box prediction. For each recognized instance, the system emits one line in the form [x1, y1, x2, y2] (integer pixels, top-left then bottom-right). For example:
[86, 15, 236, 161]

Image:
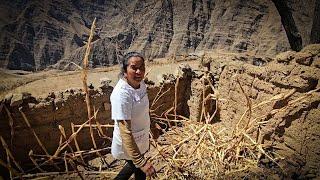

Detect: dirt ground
[0, 59, 200, 99]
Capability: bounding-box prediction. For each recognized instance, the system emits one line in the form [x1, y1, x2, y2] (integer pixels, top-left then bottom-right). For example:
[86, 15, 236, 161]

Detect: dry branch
[19, 108, 49, 156]
[71, 123, 84, 163]
[0, 158, 22, 179]
[81, 17, 98, 150]
[28, 150, 45, 173]
[174, 74, 180, 122]
[4, 105, 14, 147]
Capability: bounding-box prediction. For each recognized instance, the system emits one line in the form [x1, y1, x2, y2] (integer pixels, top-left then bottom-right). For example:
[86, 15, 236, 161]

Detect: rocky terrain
[0, 0, 317, 71]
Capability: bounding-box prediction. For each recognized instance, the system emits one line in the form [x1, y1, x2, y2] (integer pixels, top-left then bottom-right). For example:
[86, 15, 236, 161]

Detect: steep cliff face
[0, 0, 316, 71]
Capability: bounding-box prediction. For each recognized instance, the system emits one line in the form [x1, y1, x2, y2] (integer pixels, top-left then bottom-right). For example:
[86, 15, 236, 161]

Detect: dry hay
[148, 73, 319, 179]
[148, 121, 274, 179]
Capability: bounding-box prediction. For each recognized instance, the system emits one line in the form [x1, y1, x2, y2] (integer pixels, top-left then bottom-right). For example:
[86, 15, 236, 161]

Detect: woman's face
[125, 56, 145, 89]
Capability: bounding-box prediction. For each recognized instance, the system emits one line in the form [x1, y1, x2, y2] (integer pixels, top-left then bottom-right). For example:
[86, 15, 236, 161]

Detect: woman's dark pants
[114, 160, 146, 180]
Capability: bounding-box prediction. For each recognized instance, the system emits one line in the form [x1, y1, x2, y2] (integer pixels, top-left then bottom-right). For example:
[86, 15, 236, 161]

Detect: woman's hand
[141, 162, 156, 177]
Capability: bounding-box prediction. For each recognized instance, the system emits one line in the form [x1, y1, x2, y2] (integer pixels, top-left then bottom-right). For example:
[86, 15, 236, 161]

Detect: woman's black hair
[119, 51, 145, 78]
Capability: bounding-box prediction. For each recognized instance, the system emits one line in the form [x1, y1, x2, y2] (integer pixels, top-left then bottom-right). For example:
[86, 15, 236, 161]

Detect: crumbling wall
[187, 74, 216, 122]
[0, 70, 192, 168]
[0, 88, 114, 166]
[148, 66, 193, 118]
[212, 44, 320, 177]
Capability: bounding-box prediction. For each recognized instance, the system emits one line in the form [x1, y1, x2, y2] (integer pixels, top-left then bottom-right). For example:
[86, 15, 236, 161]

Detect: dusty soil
[0, 59, 200, 99]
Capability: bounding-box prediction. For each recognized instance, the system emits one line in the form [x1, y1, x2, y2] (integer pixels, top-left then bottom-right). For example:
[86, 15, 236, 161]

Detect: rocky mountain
[0, 0, 317, 71]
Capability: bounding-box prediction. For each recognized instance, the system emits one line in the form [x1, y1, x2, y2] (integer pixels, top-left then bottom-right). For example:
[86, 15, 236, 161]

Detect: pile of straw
[149, 120, 274, 179]
[148, 73, 319, 179]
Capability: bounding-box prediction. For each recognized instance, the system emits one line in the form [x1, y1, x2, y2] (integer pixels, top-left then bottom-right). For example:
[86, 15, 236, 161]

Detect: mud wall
[148, 67, 193, 118]
[0, 71, 192, 166]
[0, 88, 113, 166]
[211, 44, 320, 177]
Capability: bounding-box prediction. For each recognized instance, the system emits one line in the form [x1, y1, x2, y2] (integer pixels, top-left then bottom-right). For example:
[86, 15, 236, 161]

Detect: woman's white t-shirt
[110, 78, 150, 160]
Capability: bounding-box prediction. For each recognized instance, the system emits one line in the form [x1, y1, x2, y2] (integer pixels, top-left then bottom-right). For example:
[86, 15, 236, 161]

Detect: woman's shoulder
[111, 79, 132, 98]
[113, 79, 130, 91]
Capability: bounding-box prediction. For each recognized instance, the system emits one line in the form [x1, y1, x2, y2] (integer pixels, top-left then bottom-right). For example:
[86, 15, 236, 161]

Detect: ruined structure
[0, 44, 319, 178]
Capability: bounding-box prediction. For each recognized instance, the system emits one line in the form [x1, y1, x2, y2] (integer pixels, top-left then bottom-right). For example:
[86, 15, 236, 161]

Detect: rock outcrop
[0, 0, 316, 71]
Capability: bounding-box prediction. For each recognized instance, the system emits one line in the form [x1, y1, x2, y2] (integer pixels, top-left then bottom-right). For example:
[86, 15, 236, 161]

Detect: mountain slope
[0, 0, 316, 70]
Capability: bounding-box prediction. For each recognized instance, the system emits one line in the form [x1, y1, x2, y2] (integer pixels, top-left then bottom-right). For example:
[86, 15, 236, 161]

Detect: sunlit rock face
[0, 0, 316, 71]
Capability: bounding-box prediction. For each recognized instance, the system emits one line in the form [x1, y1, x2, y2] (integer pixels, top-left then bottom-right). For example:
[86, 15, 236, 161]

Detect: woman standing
[111, 52, 156, 179]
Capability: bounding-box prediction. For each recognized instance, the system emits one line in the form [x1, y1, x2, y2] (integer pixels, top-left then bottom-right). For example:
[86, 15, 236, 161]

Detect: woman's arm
[118, 120, 156, 176]
[118, 120, 146, 167]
